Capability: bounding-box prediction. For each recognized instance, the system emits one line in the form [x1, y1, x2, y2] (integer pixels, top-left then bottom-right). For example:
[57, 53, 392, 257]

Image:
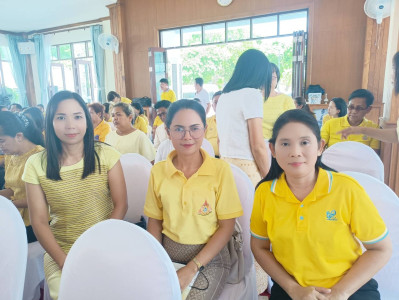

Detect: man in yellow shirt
[160, 78, 176, 103]
[321, 89, 380, 154]
[107, 91, 132, 104]
[205, 91, 222, 157]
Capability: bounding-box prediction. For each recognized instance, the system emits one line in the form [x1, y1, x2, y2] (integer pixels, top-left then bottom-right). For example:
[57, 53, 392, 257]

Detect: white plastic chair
[342, 171, 399, 299]
[219, 164, 257, 300]
[58, 219, 180, 300]
[321, 141, 384, 181]
[155, 138, 215, 163]
[120, 153, 152, 224]
[23, 241, 45, 300]
[0, 195, 28, 300]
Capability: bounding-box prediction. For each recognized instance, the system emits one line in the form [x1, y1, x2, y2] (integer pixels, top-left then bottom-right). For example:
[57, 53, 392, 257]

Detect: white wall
[0, 34, 8, 46]
[30, 20, 115, 104]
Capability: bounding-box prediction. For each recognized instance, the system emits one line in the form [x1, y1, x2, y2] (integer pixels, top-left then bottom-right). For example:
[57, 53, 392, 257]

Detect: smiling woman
[22, 90, 127, 300]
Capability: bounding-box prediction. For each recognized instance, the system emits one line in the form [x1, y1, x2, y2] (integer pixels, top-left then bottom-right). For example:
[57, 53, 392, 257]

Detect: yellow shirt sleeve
[320, 120, 330, 145]
[134, 116, 148, 134]
[250, 183, 269, 240]
[349, 180, 388, 244]
[121, 97, 132, 104]
[100, 144, 121, 171]
[22, 153, 42, 185]
[153, 116, 163, 127]
[283, 97, 296, 111]
[215, 162, 243, 220]
[144, 168, 163, 220]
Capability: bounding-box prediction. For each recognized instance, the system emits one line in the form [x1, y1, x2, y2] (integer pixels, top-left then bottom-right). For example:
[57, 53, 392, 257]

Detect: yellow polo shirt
[121, 97, 132, 104]
[153, 116, 163, 128]
[250, 168, 388, 288]
[205, 115, 219, 157]
[322, 114, 333, 125]
[161, 89, 176, 103]
[263, 94, 295, 139]
[94, 120, 111, 142]
[144, 149, 243, 244]
[134, 115, 148, 134]
[321, 116, 380, 150]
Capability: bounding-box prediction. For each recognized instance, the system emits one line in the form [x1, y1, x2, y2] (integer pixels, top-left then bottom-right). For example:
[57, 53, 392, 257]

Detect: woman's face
[271, 71, 278, 90]
[270, 122, 324, 180]
[112, 106, 133, 130]
[0, 132, 20, 155]
[328, 101, 340, 117]
[167, 109, 205, 156]
[52, 99, 87, 146]
[295, 101, 303, 109]
[89, 107, 102, 126]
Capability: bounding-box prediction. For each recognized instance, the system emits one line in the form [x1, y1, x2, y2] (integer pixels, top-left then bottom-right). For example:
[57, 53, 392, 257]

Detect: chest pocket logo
[198, 200, 212, 216]
[326, 210, 337, 221]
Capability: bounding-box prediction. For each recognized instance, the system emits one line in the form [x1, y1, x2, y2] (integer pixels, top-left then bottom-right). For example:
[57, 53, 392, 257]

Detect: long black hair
[0, 111, 44, 147]
[256, 109, 334, 189]
[222, 49, 272, 101]
[45, 90, 100, 181]
[330, 97, 347, 117]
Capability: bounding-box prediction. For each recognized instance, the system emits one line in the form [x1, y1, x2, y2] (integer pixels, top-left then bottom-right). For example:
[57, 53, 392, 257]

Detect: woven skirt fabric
[163, 235, 231, 300]
[221, 157, 262, 187]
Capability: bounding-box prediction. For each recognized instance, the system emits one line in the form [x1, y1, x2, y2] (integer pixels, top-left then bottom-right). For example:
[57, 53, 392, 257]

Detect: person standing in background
[194, 77, 211, 114]
[205, 91, 222, 157]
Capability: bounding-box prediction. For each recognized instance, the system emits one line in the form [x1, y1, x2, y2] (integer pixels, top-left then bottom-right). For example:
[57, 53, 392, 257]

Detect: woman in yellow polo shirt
[0, 111, 44, 243]
[322, 97, 347, 125]
[131, 102, 149, 134]
[251, 109, 391, 300]
[88, 103, 111, 142]
[145, 100, 243, 299]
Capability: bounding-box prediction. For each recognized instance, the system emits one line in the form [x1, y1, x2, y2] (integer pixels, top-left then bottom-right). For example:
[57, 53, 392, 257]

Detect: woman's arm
[251, 237, 331, 300]
[147, 217, 163, 244]
[328, 237, 392, 299]
[177, 218, 236, 291]
[0, 188, 14, 199]
[26, 183, 67, 269]
[11, 198, 28, 208]
[248, 118, 270, 177]
[108, 160, 128, 219]
[338, 127, 398, 144]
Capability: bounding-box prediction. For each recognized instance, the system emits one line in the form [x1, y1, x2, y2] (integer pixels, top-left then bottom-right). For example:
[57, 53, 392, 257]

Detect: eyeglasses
[347, 105, 368, 112]
[170, 126, 204, 139]
[157, 112, 166, 117]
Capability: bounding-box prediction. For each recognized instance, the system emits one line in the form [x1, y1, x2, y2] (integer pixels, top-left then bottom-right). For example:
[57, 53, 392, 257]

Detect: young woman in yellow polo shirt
[251, 109, 392, 300]
[23, 91, 127, 300]
[145, 100, 243, 299]
[0, 111, 44, 243]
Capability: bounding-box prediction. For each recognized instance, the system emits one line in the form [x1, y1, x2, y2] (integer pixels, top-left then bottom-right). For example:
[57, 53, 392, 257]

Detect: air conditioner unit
[17, 42, 35, 55]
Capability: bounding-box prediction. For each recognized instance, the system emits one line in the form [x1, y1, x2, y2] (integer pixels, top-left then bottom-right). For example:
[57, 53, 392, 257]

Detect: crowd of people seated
[0, 49, 398, 300]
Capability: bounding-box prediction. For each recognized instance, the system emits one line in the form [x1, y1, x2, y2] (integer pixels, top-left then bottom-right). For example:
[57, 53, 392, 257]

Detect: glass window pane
[227, 19, 250, 41]
[0, 46, 11, 60]
[51, 46, 58, 60]
[73, 43, 87, 58]
[252, 15, 278, 38]
[87, 42, 93, 57]
[160, 29, 181, 48]
[204, 23, 225, 44]
[59, 44, 72, 60]
[2, 61, 20, 102]
[182, 26, 202, 46]
[279, 11, 307, 35]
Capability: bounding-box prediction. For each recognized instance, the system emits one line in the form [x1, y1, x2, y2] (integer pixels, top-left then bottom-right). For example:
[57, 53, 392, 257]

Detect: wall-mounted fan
[98, 33, 119, 54]
[364, 0, 392, 24]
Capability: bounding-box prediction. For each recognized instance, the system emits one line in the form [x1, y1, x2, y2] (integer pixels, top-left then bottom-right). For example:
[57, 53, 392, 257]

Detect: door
[76, 60, 94, 103]
[148, 47, 167, 104]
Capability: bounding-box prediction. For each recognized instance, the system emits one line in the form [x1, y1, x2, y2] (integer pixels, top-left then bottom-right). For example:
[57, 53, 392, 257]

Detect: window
[0, 46, 19, 105]
[50, 41, 95, 103]
[159, 9, 308, 49]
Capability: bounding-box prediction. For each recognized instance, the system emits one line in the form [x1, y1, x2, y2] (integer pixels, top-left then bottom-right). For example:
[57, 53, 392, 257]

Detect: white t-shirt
[154, 124, 168, 149]
[195, 88, 210, 111]
[216, 88, 263, 160]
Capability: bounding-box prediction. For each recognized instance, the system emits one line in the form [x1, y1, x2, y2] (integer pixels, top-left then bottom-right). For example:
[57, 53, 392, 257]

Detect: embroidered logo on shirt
[198, 200, 212, 216]
[326, 210, 337, 221]
[94, 135, 100, 141]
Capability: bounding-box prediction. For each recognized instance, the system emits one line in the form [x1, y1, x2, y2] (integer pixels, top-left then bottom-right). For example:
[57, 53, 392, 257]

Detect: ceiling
[0, 0, 117, 33]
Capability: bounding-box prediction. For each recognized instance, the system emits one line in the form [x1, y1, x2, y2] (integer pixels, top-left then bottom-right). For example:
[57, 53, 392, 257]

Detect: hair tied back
[17, 113, 30, 128]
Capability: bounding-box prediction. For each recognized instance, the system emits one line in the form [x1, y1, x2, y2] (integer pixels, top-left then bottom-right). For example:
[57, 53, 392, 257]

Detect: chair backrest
[229, 164, 255, 274]
[321, 141, 384, 181]
[120, 153, 152, 223]
[58, 219, 180, 300]
[0, 196, 28, 300]
[342, 171, 399, 299]
[155, 138, 215, 163]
